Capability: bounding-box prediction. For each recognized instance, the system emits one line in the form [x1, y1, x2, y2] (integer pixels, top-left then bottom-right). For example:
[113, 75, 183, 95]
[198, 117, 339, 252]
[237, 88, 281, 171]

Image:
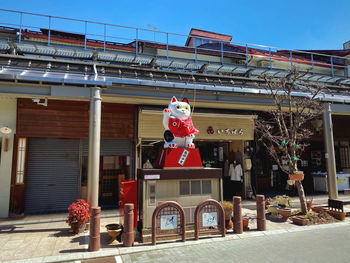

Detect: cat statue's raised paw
[162, 96, 199, 149]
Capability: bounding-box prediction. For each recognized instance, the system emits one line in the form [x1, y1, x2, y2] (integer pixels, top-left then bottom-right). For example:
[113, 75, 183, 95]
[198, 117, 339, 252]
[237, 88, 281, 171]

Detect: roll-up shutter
[25, 138, 80, 214]
[82, 139, 131, 156]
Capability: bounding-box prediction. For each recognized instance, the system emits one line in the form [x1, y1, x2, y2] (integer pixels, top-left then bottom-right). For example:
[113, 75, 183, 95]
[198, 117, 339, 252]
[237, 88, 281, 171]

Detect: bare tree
[255, 70, 324, 214]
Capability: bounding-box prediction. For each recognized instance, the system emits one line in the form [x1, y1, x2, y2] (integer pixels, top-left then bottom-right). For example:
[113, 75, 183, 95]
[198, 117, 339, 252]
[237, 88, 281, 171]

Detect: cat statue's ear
[182, 98, 189, 104]
[171, 96, 177, 103]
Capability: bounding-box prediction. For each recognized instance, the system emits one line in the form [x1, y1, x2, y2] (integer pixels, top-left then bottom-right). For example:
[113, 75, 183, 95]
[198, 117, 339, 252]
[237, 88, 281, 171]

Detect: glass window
[340, 147, 350, 168]
[16, 138, 27, 184]
[191, 180, 201, 195]
[180, 181, 190, 195]
[202, 180, 212, 194]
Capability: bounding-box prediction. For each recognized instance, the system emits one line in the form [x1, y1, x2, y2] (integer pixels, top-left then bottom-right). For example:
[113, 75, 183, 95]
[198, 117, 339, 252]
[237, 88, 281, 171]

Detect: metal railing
[0, 9, 349, 79]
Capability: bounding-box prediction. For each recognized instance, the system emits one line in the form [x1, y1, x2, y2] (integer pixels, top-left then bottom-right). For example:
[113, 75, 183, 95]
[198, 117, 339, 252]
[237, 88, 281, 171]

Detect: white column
[87, 87, 102, 207]
[323, 103, 338, 199]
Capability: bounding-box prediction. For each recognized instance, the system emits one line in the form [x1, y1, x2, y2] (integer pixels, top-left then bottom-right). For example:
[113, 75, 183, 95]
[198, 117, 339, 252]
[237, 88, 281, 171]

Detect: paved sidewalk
[1, 194, 350, 263]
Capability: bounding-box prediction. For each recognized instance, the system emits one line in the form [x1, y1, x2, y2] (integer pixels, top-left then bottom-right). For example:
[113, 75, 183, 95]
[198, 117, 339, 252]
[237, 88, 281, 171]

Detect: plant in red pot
[66, 199, 90, 234]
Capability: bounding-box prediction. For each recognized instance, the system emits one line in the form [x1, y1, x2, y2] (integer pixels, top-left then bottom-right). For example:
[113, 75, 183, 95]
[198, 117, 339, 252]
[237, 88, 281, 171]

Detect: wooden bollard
[256, 195, 266, 231]
[123, 203, 134, 247]
[88, 206, 101, 252]
[233, 196, 243, 234]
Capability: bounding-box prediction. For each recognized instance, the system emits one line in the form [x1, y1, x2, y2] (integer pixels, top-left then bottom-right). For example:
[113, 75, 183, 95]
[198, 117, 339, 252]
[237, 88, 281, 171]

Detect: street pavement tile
[3, 239, 25, 249]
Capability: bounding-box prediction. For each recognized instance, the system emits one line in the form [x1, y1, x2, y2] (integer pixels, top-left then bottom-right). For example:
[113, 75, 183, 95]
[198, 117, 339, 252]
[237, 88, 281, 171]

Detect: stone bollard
[88, 206, 101, 252]
[256, 195, 266, 231]
[233, 196, 243, 234]
[123, 203, 134, 247]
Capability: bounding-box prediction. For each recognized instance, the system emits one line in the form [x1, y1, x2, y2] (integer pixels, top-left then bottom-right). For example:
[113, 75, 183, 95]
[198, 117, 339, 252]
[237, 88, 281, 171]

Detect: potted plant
[222, 201, 233, 229]
[66, 199, 90, 234]
[267, 195, 293, 220]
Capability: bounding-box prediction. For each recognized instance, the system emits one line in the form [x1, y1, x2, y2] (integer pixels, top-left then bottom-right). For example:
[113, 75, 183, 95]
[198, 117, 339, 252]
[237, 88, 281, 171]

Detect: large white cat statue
[162, 96, 199, 149]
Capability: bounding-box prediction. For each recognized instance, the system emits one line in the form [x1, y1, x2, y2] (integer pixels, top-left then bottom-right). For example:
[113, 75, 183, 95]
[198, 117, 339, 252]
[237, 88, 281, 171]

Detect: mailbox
[119, 180, 137, 227]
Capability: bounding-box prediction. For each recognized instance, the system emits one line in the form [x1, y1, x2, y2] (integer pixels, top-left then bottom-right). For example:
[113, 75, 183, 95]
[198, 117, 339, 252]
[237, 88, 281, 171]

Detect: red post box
[119, 180, 137, 228]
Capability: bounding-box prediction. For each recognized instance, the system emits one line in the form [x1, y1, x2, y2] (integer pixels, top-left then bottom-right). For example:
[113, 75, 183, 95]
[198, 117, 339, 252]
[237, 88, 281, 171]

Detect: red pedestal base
[156, 148, 202, 169]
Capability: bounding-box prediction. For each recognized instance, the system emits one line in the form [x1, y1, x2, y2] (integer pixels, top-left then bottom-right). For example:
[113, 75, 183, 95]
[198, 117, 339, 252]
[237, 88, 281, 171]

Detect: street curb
[3, 220, 349, 263]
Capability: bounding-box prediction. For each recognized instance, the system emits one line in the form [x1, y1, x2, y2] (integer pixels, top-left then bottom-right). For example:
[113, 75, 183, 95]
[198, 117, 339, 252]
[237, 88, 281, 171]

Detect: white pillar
[87, 87, 102, 207]
[323, 103, 338, 200]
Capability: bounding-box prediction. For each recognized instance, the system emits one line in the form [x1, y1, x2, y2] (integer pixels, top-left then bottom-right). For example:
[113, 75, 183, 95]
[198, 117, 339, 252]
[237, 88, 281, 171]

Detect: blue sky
[1, 0, 350, 50]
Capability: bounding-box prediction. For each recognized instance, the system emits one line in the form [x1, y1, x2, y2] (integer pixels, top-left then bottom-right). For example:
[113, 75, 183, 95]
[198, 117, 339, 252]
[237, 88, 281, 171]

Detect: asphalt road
[79, 224, 350, 263]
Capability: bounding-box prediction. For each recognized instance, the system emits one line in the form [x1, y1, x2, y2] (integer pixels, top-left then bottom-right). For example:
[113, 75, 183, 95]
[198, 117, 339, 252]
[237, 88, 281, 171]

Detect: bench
[328, 199, 350, 212]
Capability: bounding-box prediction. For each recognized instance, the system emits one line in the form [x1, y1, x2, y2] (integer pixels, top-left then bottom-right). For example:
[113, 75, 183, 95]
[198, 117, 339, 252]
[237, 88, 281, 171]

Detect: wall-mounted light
[0, 126, 12, 134]
[32, 98, 48, 107]
[0, 126, 12, 152]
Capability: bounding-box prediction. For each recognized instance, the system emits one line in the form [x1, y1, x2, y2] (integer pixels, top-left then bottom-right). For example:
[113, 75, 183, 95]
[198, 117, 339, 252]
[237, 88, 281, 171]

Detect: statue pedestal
[156, 148, 202, 169]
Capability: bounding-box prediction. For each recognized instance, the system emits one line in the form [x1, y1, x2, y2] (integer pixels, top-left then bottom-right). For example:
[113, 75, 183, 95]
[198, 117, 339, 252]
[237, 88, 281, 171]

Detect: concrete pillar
[256, 195, 266, 231]
[233, 196, 243, 234]
[88, 207, 101, 251]
[123, 203, 134, 247]
[88, 86, 102, 208]
[323, 103, 338, 200]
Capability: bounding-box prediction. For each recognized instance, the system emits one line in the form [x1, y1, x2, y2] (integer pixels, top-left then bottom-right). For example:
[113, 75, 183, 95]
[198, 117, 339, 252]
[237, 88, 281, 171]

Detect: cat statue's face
[168, 96, 191, 121]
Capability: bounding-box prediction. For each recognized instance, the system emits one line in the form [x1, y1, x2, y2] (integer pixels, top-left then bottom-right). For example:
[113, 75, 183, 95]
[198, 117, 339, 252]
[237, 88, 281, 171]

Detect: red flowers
[66, 199, 91, 227]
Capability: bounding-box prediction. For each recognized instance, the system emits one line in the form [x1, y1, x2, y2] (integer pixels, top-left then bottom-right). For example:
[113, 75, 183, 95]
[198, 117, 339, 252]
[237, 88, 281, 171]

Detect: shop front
[10, 98, 135, 214]
[137, 109, 255, 199]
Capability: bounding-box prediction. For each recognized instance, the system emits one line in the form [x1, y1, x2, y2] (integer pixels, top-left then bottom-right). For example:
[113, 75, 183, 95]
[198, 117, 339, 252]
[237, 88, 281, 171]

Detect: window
[339, 146, 350, 168]
[202, 180, 212, 194]
[16, 138, 27, 184]
[191, 181, 201, 195]
[180, 180, 212, 195]
[180, 181, 190, 195]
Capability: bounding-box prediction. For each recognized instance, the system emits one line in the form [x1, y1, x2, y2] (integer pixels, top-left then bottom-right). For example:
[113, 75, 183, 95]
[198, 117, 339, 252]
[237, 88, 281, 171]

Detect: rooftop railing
[0, 9, 349, 82]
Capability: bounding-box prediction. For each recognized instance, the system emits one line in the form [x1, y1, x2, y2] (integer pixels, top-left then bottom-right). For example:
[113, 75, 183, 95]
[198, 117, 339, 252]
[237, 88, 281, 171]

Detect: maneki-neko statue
[156, 96, 202, 168]
[162, 96, 199, 149]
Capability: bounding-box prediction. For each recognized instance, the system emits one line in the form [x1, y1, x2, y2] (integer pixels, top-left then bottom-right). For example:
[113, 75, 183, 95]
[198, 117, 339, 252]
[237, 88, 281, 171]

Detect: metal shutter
[25, 138, 80, 214]
[82, 139, 132, 156]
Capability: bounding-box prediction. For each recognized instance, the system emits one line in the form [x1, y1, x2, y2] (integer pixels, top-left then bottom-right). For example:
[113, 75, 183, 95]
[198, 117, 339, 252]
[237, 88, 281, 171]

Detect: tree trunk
[295, 181, 307, 214]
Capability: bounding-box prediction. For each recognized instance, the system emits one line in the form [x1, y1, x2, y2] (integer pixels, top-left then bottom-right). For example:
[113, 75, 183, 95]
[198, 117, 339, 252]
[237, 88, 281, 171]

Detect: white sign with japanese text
[202, 212, 218, 227]
[160, 214, 177, 230]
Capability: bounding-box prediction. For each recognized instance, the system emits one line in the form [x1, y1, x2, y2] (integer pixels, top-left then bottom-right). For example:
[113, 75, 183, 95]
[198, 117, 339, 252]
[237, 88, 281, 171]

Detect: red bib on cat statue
[168, 117, 199, 137]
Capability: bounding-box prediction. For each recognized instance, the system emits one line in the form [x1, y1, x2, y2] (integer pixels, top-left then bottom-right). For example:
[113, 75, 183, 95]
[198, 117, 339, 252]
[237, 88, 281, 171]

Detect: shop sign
[178, 149, 189, 166]
[207, 126, 244, 136]
[144, 174, 160, 180]
[202, 212, 218, 227]
[160, 214, 178, 230]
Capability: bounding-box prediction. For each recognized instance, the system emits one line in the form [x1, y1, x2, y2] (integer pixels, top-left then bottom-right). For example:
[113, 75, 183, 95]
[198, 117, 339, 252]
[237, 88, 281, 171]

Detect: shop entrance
[81, 155, 131, 208]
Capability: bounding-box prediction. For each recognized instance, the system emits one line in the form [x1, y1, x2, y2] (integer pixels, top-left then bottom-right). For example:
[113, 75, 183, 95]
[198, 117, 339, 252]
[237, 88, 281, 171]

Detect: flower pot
[243, 218, 249, 230]
[277, 208, 291, 221]
[289, 174, 304, 181]
[306, 200, 313, 211]
[106, 224, 123, 244]
[225, 219, 233, 230]
[291, 216, 309, 226]
[70, 222, 85, 234]
[327, 210, 346, 221]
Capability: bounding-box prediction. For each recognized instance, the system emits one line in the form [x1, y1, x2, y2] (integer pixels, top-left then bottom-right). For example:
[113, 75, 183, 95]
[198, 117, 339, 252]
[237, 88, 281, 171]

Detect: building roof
[185, 28, 232, 47]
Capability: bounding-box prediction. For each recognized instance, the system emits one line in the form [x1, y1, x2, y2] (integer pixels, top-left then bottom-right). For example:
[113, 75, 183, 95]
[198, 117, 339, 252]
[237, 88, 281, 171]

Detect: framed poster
[202, 212, 218, 227]
[160, 214, 177, 230]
